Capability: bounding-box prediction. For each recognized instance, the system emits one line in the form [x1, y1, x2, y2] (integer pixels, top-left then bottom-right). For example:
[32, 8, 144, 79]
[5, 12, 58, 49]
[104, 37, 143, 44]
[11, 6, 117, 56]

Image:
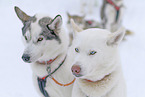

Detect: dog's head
[67, 12, 85, 29]
[70, 20, 125, 81]
[15, 6, 67, 63]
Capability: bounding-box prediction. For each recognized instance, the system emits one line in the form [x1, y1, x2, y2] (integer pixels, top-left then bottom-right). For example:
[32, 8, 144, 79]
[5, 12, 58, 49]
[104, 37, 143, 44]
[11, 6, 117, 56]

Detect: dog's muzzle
[22, 54, 31, 63]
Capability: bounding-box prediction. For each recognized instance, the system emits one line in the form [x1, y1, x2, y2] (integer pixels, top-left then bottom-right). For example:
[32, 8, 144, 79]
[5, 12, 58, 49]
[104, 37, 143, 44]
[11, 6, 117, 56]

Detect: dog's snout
[22, 54, 30, 63]
[71, 65, 81, 77]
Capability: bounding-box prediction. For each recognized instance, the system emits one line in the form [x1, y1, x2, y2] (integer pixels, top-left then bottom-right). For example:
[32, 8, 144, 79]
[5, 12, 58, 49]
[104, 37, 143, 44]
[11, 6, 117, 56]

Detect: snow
[0, 0, 145, 97]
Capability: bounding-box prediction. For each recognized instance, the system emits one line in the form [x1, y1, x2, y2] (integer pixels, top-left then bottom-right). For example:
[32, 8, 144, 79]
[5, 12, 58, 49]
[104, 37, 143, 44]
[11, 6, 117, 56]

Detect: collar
[39, 56, 67, 80]
[106, 0, 120, 11]
[36, 56, 58, 65]
[84, 73, 111, 83]
[38, 56, 76, 87]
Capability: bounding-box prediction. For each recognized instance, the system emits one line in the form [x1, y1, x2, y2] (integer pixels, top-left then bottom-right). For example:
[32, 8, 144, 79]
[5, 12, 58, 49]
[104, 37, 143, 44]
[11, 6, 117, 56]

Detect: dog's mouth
[72, 73, 83, 77]
[22, 52, 44, 63]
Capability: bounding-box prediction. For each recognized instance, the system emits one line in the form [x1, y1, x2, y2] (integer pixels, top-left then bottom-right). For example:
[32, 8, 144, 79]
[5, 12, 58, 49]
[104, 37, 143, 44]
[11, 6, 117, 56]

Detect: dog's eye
[37, 37, 43, 42]
[75, 48, 79, 53]
[89, 51, 97, 55]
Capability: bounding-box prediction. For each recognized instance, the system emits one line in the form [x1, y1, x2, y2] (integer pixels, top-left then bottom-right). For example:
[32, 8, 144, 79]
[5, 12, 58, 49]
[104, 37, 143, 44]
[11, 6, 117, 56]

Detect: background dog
[101, 0, 133, 39]
[14, 6, 74, 97]
[69, 20, 126, 97]
[101, 0, 124, 32]
[67, 12, 100, 45]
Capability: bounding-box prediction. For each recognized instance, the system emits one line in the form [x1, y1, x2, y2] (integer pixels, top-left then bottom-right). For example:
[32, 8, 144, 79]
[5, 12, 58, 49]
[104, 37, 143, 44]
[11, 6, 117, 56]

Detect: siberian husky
[69, 20, 126, 97]
[67, 12, 85, 33]
[14, 6, 75, 97]
[101, 0, 124, 32]
[67, 12, 100, 31]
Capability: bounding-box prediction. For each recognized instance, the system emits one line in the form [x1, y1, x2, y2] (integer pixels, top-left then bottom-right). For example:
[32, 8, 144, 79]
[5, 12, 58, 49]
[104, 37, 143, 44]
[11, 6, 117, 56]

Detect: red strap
[87, 21, 93, 25]
[84, 79, 94, 82]
[107, 0, 120, 11]
[42, 76, 47, 80]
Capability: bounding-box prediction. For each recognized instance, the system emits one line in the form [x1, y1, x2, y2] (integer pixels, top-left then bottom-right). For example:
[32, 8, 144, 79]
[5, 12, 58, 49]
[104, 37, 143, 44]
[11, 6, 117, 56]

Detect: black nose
[22, 54, 30, 62]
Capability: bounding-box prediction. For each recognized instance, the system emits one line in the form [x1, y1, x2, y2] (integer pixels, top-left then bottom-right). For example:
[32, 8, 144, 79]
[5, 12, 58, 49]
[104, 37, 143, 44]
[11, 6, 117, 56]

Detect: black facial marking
[40, 27, 61, 44]
[39, 17, 61, 44]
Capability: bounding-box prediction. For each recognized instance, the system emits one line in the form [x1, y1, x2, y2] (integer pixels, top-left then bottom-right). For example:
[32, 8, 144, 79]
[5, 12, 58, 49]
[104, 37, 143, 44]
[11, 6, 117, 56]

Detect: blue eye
[89, 51, 97, 55]
[75, 48, 79, 53]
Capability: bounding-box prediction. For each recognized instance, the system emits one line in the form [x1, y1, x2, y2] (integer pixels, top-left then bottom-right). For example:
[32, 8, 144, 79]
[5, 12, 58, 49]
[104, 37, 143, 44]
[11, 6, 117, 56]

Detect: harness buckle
[46, 62, 51, 74]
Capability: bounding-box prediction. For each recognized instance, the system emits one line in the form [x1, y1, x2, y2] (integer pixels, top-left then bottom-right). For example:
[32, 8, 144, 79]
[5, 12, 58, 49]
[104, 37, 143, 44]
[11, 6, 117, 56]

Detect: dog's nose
[22, 54, 30, 62]
[71, 65, 81, 75]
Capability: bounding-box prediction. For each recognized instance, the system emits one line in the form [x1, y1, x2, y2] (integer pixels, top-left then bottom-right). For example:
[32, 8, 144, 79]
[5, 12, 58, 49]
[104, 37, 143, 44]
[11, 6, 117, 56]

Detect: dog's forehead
[79, 29, 109, 41]
[74, 29, 110, 49]
[30, 16, 52, 36]
[39, 17, 52, 27]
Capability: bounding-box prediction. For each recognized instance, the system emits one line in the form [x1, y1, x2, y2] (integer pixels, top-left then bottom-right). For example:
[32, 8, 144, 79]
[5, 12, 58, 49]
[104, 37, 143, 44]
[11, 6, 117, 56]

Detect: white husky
[69, 20, 126, 97]
[14, 6, 75, 97]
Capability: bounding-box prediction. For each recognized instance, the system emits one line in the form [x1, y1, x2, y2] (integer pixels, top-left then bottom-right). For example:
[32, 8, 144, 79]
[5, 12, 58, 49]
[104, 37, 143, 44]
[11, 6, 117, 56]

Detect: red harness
[107, 0, 120, 11]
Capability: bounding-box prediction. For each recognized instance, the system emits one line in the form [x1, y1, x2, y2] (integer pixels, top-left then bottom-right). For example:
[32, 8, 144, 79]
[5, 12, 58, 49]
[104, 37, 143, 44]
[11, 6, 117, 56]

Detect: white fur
[69, 23, 126, 97]
[21, 14, 75, 97]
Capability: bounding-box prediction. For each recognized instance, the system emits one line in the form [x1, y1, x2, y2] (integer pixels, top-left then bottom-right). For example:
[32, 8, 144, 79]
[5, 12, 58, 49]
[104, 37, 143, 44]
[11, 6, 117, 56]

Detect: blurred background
[0, 0, 145, 97]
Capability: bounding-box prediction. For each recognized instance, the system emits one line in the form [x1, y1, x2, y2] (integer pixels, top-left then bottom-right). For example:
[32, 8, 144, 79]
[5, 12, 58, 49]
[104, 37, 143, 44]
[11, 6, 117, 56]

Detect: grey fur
[22, 16, 61, 43]
[22, 16, 36, 36]
[39, 17, 52, 27]
[40, 26, 61, 44]
[38, 17, 61, 44]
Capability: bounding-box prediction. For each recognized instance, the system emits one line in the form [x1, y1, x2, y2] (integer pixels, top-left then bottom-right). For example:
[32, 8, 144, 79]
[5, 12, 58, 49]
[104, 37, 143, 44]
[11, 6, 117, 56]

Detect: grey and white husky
[14, 6, 75, 97]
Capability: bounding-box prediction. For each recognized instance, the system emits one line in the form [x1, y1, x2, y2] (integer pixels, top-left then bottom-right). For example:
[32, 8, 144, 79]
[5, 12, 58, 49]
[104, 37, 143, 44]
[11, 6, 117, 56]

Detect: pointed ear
[48, 15, 62, 30]
[107, 27, 126, 46]
[70, 19, 83, 36]
[14, 6, 31, 23]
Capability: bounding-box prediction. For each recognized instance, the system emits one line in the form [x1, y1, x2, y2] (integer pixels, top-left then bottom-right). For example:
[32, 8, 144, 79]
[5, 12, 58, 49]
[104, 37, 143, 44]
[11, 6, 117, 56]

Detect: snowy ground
[0, 0, 145, 97]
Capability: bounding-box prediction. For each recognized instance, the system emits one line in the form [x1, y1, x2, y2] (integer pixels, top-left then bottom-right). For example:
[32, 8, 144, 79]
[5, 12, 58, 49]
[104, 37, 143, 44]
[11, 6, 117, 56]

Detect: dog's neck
[83, 73, 111, 83]
[36, 55, 59, 65]
[77, 66, 121, 97]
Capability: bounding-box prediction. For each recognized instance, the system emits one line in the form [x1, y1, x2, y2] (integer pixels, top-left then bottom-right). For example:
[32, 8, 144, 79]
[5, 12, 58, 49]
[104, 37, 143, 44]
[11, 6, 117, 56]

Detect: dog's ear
[107, 27, 126, 46]
[70, 19, 83, 36]
[14, 6, 31, 23]
[48, 15, 62, 31]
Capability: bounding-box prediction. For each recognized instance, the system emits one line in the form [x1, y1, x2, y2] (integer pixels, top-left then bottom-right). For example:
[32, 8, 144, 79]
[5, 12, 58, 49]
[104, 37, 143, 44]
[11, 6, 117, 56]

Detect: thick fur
[15, 6, 74, 97]
[69, 20, 126, 97]
[101, 0, 124, 32]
